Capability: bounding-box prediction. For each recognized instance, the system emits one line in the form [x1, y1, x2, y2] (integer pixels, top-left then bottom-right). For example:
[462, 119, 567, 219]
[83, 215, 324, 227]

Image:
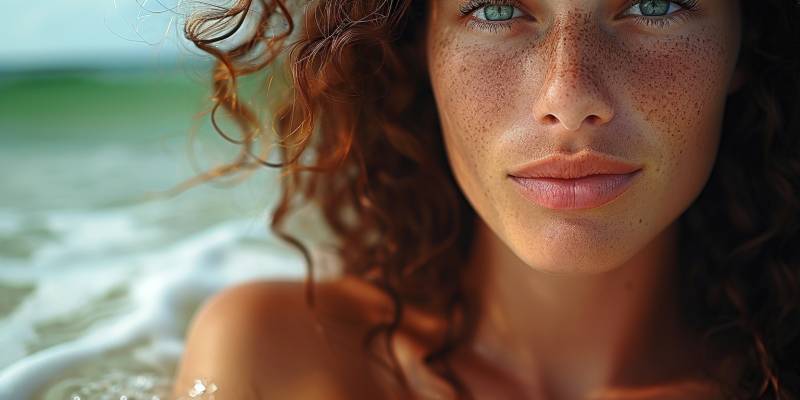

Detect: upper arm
[171, 281, 353, 400]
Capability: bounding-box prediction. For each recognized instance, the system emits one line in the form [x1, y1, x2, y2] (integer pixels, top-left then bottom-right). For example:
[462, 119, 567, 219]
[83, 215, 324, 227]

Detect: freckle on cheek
[626, 28, 728, 133]
[435, 41, 520, 173]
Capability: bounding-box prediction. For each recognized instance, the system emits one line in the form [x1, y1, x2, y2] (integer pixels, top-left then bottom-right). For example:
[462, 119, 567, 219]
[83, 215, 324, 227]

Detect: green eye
[483, 5, 514, 21]
[638, 0, 671, 17]
[622, 0, 699, 29]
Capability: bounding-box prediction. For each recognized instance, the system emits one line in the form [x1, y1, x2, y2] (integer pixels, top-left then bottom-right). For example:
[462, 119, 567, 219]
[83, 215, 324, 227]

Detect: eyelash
[627, 0, 700, 28]
[458, 0, 700, 34]
[458, 0, 525, 33]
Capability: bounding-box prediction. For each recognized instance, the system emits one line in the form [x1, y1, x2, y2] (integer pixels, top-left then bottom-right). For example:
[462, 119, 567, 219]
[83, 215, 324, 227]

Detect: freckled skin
[170, 3, 749, 400]
[426, 0, 742, 274]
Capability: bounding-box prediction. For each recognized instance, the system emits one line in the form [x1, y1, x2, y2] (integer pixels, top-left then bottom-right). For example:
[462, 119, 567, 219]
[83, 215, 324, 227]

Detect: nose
[532, 24, 615, 132]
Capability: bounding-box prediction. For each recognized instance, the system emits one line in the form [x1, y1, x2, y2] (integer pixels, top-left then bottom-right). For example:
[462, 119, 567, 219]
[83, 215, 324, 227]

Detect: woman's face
[425, 0, 742, 274]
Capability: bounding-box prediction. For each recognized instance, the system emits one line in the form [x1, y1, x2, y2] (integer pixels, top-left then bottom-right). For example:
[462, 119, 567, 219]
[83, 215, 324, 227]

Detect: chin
[507, 225, 650, 276]
[520, 253, 626, 276]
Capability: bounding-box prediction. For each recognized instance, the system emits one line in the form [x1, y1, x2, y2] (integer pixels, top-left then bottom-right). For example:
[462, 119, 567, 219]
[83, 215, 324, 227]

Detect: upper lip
[508, 150, 643, 179]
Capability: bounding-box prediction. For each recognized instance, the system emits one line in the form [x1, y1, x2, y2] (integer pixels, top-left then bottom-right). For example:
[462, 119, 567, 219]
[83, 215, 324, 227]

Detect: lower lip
[509, 170, 642, 210]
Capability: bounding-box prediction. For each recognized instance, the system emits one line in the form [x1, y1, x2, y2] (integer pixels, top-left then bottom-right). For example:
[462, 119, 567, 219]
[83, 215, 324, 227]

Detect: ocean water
[0, 69, 332, 399]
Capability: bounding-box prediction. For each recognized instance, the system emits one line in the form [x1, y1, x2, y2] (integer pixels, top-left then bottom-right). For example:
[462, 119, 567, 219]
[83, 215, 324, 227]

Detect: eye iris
[639, 0, 670, 16]
[484, 5, 514, 21]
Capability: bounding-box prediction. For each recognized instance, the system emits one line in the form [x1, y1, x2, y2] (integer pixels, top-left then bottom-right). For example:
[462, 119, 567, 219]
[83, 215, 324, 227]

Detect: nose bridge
[552, 16, 594, 77]
[533, 12, 614, 132]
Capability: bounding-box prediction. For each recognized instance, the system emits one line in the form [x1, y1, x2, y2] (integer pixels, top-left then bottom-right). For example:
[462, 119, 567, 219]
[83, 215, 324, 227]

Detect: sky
[0, 0, 206, 70]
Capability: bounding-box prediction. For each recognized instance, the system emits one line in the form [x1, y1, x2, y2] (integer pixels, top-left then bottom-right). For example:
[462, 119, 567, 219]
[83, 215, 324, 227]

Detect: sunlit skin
[173, 0, 748, 399]
[423, 0, 745, 398]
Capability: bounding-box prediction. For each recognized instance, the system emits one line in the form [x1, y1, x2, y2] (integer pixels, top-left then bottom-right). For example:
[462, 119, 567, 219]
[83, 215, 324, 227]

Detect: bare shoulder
[171, 277, 396, 400]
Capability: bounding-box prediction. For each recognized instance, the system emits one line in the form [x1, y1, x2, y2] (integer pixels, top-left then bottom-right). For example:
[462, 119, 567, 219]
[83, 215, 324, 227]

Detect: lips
[508, 151, 643, 180]
[508, 151, 643, 210]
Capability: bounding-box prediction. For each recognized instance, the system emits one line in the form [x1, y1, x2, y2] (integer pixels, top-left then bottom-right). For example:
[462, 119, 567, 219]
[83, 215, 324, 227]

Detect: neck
[459, 217, 710, 398]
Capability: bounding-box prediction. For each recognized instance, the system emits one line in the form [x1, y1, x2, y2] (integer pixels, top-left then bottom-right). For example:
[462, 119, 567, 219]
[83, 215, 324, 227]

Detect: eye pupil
[484, 5, 514, 21]
[639, 0, 670, 16]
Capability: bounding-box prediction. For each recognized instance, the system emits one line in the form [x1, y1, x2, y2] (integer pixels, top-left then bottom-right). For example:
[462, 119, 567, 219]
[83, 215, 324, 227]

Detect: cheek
[622, 27, 732, 205]
[427, 28, 531, 222]
[432, 42, 524, 137]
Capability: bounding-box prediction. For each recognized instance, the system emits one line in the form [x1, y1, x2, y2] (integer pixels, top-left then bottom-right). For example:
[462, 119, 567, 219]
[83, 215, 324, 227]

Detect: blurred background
[0, 1, 315, 398]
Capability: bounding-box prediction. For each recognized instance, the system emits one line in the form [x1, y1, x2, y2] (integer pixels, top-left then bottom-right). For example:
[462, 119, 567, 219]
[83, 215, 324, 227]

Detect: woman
[171, 0, 800, 399]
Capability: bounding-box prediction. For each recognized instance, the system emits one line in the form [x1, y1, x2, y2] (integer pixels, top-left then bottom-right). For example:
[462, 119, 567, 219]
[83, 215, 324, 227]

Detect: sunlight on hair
[103, 0, 267, 60]
[105, 0, 186, 47]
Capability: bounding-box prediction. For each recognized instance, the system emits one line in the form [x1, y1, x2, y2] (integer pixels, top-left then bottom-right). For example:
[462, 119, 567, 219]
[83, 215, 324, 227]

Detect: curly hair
[177, 0, 800, 398]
